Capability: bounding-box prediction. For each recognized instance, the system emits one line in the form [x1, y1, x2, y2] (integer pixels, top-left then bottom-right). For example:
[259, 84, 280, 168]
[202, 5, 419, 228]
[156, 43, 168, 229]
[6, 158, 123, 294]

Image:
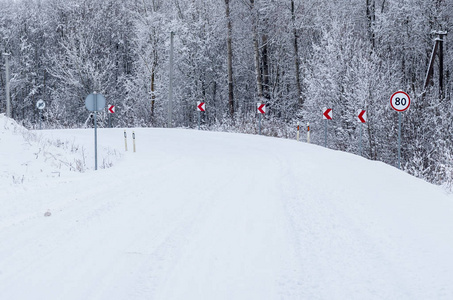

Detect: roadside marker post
[307, 122, 310, 144]
[133, 131, 136, 153]
[124, 130, 128, 151]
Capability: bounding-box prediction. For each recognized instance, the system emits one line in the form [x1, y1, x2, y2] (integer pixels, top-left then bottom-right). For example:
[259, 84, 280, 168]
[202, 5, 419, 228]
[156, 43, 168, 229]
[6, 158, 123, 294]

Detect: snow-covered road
[1, 119, 453, 299]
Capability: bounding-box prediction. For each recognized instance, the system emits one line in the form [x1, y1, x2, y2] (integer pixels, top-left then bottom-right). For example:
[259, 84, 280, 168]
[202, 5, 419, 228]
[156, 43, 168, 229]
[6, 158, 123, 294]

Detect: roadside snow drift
[1, 114, 453, 299]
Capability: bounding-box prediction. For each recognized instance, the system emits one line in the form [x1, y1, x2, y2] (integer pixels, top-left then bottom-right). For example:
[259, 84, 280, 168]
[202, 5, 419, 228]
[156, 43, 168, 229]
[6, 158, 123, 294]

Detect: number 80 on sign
[390, 91, 411, 112]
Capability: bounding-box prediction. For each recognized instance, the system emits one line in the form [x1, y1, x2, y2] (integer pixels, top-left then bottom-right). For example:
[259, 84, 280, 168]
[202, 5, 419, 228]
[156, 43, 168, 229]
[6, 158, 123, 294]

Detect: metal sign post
[36, 99, 45, 130]
[390, 91, 411, 169]
[296, 121, 300, 141]
[95, 110, 98, 169]
[259, 114, 262, 135]
[108, 105, 115, 128]
[322, 108, 332, 148]
[197, 102, 205, 130]
[94, 94, 98, 170]
[357, 109, 367, 157]
[360, 124, 363, 156]
[257, 103, 266, 135]
[85, 92, 106, 170]
[398, 112, 402, 169]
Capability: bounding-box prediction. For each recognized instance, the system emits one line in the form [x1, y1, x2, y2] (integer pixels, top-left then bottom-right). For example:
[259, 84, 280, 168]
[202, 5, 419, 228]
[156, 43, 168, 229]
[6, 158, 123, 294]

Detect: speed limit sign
[390, 91, 411, 112]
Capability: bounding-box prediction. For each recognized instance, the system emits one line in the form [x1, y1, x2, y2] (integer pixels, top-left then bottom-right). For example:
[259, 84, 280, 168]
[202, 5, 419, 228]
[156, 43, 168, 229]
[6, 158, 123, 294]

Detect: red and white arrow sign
[108, 105, 115, 113]
[257, 103, 266, 114]
[357, 109, 367, 123]
[322, 108, 332, 120]
[197, 102, 206, 112]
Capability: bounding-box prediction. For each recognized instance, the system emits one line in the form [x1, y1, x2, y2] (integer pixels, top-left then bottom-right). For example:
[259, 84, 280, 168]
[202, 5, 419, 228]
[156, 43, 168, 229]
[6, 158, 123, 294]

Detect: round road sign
[390, 91, 411, 112]
[85, 93, 106, 112]
[36, 99, 46, 110]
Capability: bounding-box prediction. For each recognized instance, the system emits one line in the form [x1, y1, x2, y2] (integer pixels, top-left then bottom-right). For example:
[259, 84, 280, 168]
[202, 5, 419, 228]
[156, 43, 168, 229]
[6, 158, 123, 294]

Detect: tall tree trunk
[366, 0, 375, 49]
[291, 0, 302, 107]
[225, 0, 235, 117]
[250, 0, 263, 103]
[262, 34, 270, 100]
[150, 37, 158, 120]
[150, 67, 155, 117]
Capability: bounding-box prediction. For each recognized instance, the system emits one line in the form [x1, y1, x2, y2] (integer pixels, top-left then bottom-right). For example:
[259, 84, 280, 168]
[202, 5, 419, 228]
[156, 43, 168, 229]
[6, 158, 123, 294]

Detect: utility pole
[168, 31, 174, 128]
[3, 53, 11, 118]
[424, 31, 447, 97]
[438, 32, 446, 97]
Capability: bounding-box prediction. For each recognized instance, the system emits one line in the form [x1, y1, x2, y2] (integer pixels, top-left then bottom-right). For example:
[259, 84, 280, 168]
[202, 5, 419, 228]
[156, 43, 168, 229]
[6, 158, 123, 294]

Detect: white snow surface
[1, 114, 453, 299]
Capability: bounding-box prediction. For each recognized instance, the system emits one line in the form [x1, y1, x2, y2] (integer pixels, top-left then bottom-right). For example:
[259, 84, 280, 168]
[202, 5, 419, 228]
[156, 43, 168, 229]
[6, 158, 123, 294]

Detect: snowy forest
[0, 0, 453, 187]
